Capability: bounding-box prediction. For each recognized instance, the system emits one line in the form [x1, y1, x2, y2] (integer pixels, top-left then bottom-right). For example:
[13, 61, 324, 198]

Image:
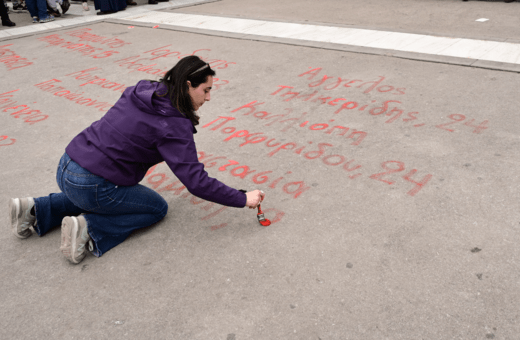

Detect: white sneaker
[55, 2, 62, 14]
[9, 198, 35, 239]
[82, 2, 89, 11]
[60, 215, 93, 264]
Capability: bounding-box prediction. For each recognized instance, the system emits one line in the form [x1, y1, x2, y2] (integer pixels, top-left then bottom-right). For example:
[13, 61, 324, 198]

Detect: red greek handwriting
[369, 161, 432, 196]
[0, 44, 33, 70]
[436, 114, 488, 134]
[143, 162, 285, 228]
[231, 102, 367, 145]
[298, 67, 406, 95]
[113, 55, 170, 76]
[0, 135, 16, 147]
[37, 34, 119, 59]
[198, 150, 310, 199]
[34, 79, 113, 112]
[271, 85, 488, 134]
[65, 68, 128, 93]
[204, 118, 432, 196]
[113, 52, 231, 90]
[65, 28, 131, 48]
[0, 89, 49, 125]
[142, 46, 236, 70]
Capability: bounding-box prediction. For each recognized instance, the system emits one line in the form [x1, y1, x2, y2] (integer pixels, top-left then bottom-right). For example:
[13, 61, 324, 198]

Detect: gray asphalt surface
[1, 1, 520, 339]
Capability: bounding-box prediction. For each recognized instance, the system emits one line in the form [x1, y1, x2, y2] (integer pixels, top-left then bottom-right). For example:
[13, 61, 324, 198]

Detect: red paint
[436, 114, 489, 134]
[403, 169, 433, 197]
[0, 89, 49, 125]
[146, 151, 311, 200]
[144, 163, 288, 230]
[211, 78, 229, 91]
[0, 44, 33, 70]
[436, 114, 465, 132]
[0, 135, 16, 147]
[270, 86, 488, 134]
[298, 68, 406, 95]
[113, 51, 232, 88]
[113, 55, 170, 76]
[34, 79, 113, 112]
[369, 161, 405, 185]
[66, 68, 128, 93]
[38, 35, 119, 59]
[142, 46, 236, 70]
[210, 223, 228, 231]
[368, 161, 432, 196]
[65, 28, 132, 48]
[200, 150, 310, 199]
[230, 104, 367, 145]
[202, 116, 364, 176]
[463, 119, 489, 134]
[203, 117, 435, 196]
[257, 204, 271, 226]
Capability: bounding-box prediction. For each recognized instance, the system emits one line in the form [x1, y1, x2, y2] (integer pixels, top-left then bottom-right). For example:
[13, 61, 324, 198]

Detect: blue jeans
[33, 153, 168, 257]
[25, 0, 49, 18]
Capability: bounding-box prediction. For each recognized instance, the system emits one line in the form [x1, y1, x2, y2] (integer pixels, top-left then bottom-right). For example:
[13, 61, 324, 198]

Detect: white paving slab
[334, 29, 392, 46]
[478, 41, 520, 64]
[397, 35, 461, 55]
[284, 26, 346, 42]
[437, 38, 502, 59]
[0, 30, 12, 38]
[365, 32, 426, 51]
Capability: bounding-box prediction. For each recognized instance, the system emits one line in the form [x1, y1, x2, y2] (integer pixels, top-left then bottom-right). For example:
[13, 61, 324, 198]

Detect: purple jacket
[66, 80, 246, 208]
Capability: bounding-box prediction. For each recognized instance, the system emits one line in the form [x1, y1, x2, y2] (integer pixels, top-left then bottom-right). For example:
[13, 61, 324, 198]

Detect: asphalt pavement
[1, 1, 520, 339]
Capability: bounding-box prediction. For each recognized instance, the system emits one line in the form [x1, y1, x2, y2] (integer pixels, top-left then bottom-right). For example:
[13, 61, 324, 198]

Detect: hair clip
[189, 63, 209, 76]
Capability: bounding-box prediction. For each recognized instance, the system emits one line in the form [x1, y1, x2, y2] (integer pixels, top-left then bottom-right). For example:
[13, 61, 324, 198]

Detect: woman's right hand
[245, 190, 265, 209]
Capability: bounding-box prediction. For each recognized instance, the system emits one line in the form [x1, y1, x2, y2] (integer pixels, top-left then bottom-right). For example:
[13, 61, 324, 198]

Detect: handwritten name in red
[37, 34, 119, 59]
[0, 44, 33, 71]
[232, 101, 367, 145]
[34, 79, 113, 112]
[65, 67, 128, 93]
[143, 162, 285, 230]
[0, 89, 48, 125]
[299, 67, 406, 95]
[203, 116, 432, 196]
[271, 85, 488, 134]
[65, 28, 131, 48]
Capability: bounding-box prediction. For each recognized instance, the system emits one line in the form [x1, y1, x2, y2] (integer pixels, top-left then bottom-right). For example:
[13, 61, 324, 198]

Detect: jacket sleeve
[156, 129, 247, 208]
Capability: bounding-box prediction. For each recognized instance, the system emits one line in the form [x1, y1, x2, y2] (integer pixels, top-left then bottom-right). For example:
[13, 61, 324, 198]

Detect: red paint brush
[257, 204, 271, 226]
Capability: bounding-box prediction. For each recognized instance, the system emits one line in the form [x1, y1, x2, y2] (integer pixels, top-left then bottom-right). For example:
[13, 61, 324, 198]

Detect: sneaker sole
[60, 216, 77, 262]
[9, 198, 32, 239]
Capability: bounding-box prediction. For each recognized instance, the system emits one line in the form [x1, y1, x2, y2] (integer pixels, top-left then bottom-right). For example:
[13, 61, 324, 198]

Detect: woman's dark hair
[157, 56, 216, 126]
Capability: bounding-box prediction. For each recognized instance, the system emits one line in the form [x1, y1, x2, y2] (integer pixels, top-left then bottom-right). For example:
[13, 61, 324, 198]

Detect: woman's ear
[187, 80, 192, 88]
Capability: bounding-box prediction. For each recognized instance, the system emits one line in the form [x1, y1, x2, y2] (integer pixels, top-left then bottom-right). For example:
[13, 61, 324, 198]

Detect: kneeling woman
[9, 56, 265, 264]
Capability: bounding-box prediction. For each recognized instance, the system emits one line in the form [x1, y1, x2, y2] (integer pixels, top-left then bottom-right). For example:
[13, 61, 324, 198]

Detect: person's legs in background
[46, 0, 60, 17]
[0, 0, 15, 26]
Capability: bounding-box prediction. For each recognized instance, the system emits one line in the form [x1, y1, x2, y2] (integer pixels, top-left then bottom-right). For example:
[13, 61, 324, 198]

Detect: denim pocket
[64, 177, 101, 211]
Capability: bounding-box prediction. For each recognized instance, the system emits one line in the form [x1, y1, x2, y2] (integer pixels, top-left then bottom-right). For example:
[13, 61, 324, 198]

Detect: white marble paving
[437, 38, 502, 59]
[479, 41, 520, 64]
[0, 30, 12, 38]
[397, 35, 461, 55]
[283, 26, 345, 42]
[2, 8, 520, 67]
[365, 32, 426, 51]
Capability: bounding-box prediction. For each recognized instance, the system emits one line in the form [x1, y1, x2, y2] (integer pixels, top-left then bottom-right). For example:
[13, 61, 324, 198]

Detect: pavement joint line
[2, 4, 520, 73]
